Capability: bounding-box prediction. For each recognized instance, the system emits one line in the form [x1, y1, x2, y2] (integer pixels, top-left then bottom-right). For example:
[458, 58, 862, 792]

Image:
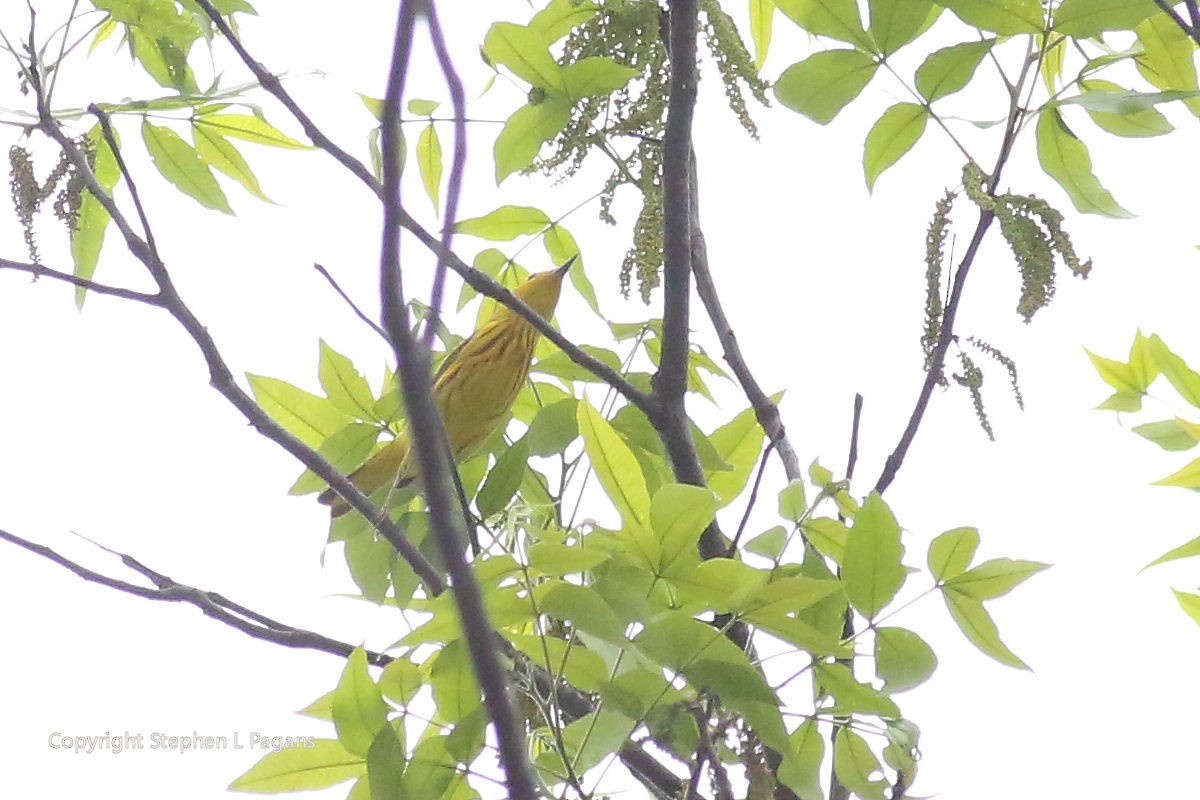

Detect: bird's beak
[555, 255, 579, 276]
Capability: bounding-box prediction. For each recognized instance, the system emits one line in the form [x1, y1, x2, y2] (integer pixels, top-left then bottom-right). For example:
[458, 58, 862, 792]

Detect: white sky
[2, 2, 1200, 799]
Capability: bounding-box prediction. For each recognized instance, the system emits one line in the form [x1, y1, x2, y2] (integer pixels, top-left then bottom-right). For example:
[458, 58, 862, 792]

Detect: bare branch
[0, 256, 161, 304]
[313, 262, 389, 343]
[0, 527, 395, 666]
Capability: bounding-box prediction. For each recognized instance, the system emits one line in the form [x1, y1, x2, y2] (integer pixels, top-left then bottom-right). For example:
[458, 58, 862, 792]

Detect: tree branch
[379, 4, 537, 798]
[690, 204, 802, 484]
[0, 256, 162, 304]
[0, 527, 395, 666]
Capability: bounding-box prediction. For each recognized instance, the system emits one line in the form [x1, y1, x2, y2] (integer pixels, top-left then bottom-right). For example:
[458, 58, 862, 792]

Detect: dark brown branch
[846, 394, 863, 482]
[0, 527, 394, 666]
[379, 4, 537, 798]
[0, 256, 162, 304]
[729, 440, 774, 554]
[690, 225, 802, 483]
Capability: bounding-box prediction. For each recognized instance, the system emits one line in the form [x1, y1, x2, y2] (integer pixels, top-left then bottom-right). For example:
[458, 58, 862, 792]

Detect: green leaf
[746, 525, 789, 560]
[365, 722, 406, 800]
[542, 224, 600, 313]
[1173, 590, 1200, 626]
[247, 374, 350, 448]
[778, 479, 808, 522]
[577, 399, 651, 529]
[456, 205, 550, 240]
[398, 737, 457, 799]
[529, 0, 601, 44]
[832, 728, 888, 800]
[527, 540, 609, 576]
[379, 658, 422, 706]
[1152, 456, 1200, 489]
[816, 661, 900, 717]
[1147, 334, 1200, 408]
[707, 406, 765, 507]
[229, 738, 364, 792]
[927, 526, 979, 581]
[869, 0, 939, 55]
[430, 639, 482, 724]
[193, 113, 309, 148]
[1086, 348, 1143, 394]
[863, 102, 927, 190]
[561, 57, 640, 98]
[416, 122, 442, 211]
[802, 517, 849, 562]
[1133, 419, 1199, 451]
[319, 340, 377, 420]
[332, 648, 388, 758]
[874, 626, 938, 692]
[750, 0, 775, 68]
[536, 710, 637, 778]
[942, 589, 1029, 669]
[407, 98, 439, 116]
[775, 49, 879, 124]
[934, 0, 1043, 34]
[778, 719, 826, 800]
[483, 22, 565, 90]
[71, 123, 119, 308]
[192, 123, 272, 201]
[1053, 0, 1159, 36]
[141, 120, 231, 213]
[945, 558, 1049, 599]
[774, 0, 870, 47]
[1036, 107, 1132, 218]
[475, 438, 530, 517]
[494, 99, 572, 182]
[1097, 391, 1143, 412]
[1136, 13, 1200, 115]
[527, 397, 579, 456]
[651, 483, 720, 573]
[915, 38, 995, 101]
[539, 582, 628, 644]
[1143, 534, 1200, 571]
[344, 526, 396, 603]
[842, 492, 905, 618]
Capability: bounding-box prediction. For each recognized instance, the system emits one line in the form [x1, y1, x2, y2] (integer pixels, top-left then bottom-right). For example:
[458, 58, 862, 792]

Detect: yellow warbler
[320, 260, 573, 516]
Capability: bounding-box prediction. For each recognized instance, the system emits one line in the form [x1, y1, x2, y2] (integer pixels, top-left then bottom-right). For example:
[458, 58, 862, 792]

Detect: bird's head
[512, 256, 575, 319]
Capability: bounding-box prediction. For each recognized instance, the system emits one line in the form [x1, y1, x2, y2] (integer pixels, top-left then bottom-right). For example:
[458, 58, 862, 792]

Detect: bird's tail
[318, 435, 412, 517]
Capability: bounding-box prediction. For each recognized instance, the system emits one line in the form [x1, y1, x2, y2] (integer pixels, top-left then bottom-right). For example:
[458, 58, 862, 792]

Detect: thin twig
[730, 440, 774, 554]
[0, 256, 162, 303]
[313, 262, 389, 342]
[0, 527, 395, 666]
[419, 2, 466, 351]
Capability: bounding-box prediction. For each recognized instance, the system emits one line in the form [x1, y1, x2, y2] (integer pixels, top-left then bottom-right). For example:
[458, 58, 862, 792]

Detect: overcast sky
[2, 2, 1199, 799]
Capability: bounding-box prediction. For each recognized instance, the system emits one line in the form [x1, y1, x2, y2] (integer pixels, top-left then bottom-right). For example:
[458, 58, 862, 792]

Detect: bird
[319, 258, 574, 517]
